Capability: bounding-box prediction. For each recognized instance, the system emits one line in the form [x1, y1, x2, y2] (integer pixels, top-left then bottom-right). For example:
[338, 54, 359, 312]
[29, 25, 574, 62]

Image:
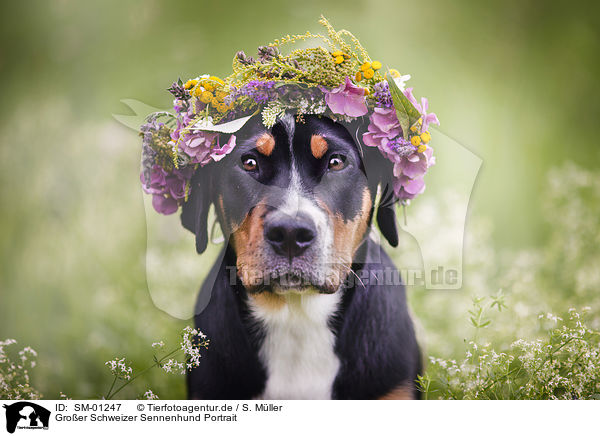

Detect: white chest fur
[248, 291, 341, 400]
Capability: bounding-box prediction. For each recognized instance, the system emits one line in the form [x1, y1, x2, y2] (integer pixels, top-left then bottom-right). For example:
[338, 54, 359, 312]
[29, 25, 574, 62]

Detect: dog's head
[181, 113, 398, 294]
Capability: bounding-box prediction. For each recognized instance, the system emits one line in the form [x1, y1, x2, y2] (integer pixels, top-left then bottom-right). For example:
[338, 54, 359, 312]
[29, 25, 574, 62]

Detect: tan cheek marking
[231, 202, 266, 255]
[231, 202, 268, 289]
[248, 292, 285, 311]
[316, 189, 372, 291]
[310, 134, 328, 159]
[353, 189, 372, 250]
[378, 383, 416, 400]
[330, 188, 372, 259]
[256, 133, 275, 156]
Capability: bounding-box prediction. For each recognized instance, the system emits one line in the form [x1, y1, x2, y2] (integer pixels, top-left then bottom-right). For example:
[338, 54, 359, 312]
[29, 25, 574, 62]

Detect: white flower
[143, 389, 159, 400]
[105, 358, 132, 380]
[393, 74, 411, 91]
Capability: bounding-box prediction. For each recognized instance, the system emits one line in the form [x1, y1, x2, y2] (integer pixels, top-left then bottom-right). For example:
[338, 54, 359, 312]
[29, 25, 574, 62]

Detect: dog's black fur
[183, 114, 421, 399]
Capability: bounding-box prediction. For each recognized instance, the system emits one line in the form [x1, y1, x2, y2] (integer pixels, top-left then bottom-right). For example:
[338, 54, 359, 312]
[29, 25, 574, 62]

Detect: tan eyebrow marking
[256, 133, 275, 156]
[310, 134, 328, 159]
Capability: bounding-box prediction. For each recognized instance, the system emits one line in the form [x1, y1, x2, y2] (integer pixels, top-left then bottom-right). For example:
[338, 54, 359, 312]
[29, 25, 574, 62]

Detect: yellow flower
[216, 103, 229, 113]
[410, 125, 418, 132]
[332, 50, 343, 57]
[202, 81, 215, 92]
[193, 86, 204, 97]
[363, 68, 375, 79]
[411, 135, 421, 146]
[420, 131, 431, 143]
[199, 91, 213, 104]
[211, 96, 219, 106]
[209, 76, 225, 85]
[417, 144, 427, 153]
[362, 87, 370, 96]
[184, 79, 198, 90]
[355, 71, 363, 82]
[334, 55, 344, 64]
[360, 62, 371, 71]
[371, 61, 382, 70]
[215, 90, 227, 102]
[388, 68, 400, 78]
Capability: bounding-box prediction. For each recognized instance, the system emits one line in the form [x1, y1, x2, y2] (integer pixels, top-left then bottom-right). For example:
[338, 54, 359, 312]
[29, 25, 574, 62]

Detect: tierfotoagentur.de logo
[2, 402, 50, 434]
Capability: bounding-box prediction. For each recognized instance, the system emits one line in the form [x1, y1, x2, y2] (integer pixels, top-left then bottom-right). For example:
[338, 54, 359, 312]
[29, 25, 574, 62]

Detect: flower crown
[140, 16, 439, 215]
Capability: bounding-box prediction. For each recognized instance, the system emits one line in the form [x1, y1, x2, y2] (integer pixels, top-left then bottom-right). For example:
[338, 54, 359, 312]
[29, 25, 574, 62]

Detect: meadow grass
[1, 139, 598, 399]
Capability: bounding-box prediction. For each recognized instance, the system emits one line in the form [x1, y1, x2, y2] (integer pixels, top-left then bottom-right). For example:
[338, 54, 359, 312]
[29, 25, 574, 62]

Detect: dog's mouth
[243, 267, 338, 295]
[271, 272, 321, 294]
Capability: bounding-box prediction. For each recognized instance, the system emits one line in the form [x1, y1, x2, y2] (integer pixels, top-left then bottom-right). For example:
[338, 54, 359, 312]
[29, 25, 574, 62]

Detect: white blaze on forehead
[278, 113, 327, 232]
[278, 138, 333, 274]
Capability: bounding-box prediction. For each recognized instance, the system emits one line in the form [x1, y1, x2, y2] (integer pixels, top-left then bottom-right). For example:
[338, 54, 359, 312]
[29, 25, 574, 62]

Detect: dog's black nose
[264, 214, 317, 259]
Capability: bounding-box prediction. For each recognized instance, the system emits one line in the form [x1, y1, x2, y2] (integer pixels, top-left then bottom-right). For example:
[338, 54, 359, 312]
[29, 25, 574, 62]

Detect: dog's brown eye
[328, 154, 347, 171]
[242, 156, 258, 171]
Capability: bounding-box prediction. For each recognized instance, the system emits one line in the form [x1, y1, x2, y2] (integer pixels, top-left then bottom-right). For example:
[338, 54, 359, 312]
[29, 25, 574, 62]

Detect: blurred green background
[1, 0, 599, 399]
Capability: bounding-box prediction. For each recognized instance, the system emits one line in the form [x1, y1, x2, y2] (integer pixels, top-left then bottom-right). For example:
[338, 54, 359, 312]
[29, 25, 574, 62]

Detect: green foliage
[386, 74, 421, 139]
[406, 162, 600, 400]
[230, 17, 364, 88]
[419, 304, 600, 400]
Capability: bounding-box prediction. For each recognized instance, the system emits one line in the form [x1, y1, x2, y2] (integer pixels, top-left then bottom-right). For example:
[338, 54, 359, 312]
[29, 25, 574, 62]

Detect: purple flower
[173, 99, 187, 114]
[210, 134, 236, 162]
[363, 108, 403, 153]
[393, 147, 434, 180]
[152, 195, 179, 215]
[394, 175, 426, 200]
[165, 173, 186, 200]
[141, 165, 193, 215]
[417, 97, 440, 132]
[324, 77, 368, 117]
[179, 131, 218, 163]
[386, 137, 416, 159]
[372, 81, 393, 109]
[362, 106, 435, 201]
[392, 147, 435, 200]
[403, 87, 440, 132]
[141, 165, 168, 195]
[403, 87, 419, 107]
[229, 80, 277, 105]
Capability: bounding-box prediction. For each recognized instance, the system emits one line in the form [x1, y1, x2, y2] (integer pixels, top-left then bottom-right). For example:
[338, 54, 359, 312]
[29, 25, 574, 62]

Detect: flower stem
[106, 348, 180, 400]
[105, 375, 117, 399]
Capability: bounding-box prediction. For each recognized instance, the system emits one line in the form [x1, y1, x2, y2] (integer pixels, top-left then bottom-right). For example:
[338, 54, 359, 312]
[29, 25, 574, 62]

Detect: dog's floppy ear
[181, 168, 211, 254]
[353, 118, 399, 248]
[375, 181, 399, 247]
[372, 154, 399, 247]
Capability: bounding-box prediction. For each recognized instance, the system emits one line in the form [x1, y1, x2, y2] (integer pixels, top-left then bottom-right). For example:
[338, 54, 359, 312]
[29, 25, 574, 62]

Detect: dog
[183, 113, 421, 399]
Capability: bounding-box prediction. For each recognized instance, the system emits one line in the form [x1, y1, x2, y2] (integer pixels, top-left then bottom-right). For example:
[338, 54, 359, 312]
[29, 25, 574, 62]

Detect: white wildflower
[105, 358, 132, 380]
[143, 389, 159, 400]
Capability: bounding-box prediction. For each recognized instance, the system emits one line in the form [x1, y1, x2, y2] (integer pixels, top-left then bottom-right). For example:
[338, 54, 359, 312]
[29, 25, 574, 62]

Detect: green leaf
[386, 73, 421, 139]
[395, 107, 410, 141]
